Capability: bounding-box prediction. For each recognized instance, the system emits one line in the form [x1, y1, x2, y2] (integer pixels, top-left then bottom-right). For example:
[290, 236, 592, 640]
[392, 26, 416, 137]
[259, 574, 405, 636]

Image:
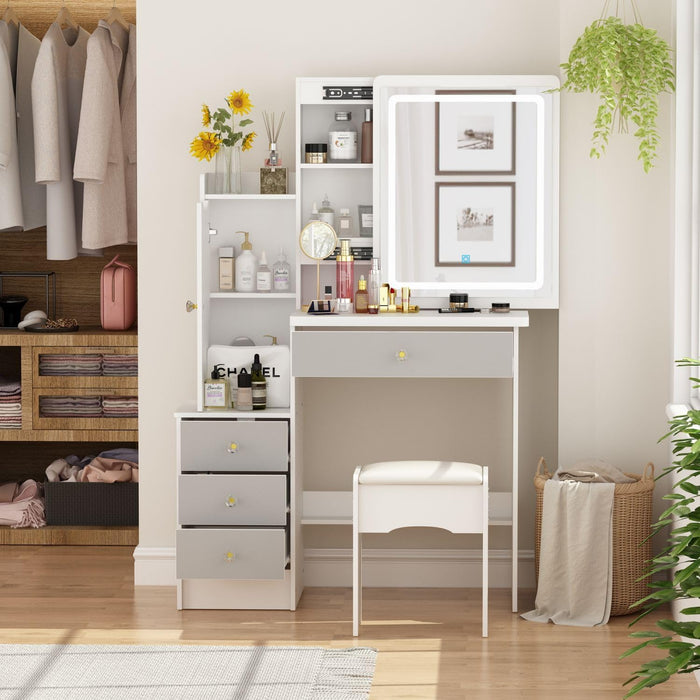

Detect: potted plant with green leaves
[621, 359, 700, 696]
[559, 0, 675, 172]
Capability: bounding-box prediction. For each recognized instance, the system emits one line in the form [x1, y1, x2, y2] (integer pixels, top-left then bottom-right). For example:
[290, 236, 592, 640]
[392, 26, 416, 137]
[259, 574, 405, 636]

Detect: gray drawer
[179, 474, 287, 526]
[180, 419, 288, 472]
[176, 528, 287, 580]
[292, 331, 513, 378]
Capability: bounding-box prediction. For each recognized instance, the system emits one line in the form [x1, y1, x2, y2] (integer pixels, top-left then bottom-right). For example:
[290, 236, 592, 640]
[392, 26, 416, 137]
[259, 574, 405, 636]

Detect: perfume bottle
[367, 258, 380, 315]
[355, 275, 369, 313]
[235, 373, 253, 411]
[337, 208, 353, 236]
[273, 248, 291, 291]
[251, 353, 267, 410]
[336, 238, 354, 310]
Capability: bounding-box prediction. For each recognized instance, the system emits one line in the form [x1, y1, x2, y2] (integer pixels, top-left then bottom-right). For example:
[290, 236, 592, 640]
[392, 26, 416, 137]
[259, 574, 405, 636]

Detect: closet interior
[0, 0, 138, 545]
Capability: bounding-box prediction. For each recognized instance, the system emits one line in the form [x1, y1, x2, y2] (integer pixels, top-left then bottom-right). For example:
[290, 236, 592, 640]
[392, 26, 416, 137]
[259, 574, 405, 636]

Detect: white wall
[137, 0, 674, 578]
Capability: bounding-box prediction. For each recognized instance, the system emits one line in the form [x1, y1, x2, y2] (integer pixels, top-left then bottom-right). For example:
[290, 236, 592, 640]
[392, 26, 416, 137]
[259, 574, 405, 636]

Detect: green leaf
[238, 119, 253, 127]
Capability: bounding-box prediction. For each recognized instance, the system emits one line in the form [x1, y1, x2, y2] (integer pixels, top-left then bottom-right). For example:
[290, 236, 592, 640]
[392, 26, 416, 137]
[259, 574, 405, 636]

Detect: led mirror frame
[386, 93, 546, 292]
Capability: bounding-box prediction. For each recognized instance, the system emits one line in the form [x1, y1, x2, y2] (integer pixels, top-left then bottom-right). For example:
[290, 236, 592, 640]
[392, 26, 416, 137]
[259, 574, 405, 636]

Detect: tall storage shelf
[295, 78, 374, 306]
[176, 172, 298, 610]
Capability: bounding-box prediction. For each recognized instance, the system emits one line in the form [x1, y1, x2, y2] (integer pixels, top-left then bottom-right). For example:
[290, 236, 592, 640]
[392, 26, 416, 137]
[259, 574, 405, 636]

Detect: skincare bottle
[355, 275, 369, 313]
[236, 372, 253, 411]
[309, 201, 320, 222]
[204, 365, 230, 409]
[218, 247, 235, 291]
[324, 285, 333, 302]
[235, 231, 257, 292]
[251, 353, 267, 410]
[367, 258, 380, 314]
[337, 208, 353, 236]
[361, 108, 373, 164]
[328, 111, 358, 162]
[318, 194, 335, 228]
[336, 238, 355, 309]
[256, 250, 272, 292]
[273, 248, 291, 291]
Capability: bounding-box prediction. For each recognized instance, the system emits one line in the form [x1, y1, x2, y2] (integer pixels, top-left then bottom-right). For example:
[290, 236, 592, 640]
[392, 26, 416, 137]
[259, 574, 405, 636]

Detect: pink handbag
[101, 255, 136, 330]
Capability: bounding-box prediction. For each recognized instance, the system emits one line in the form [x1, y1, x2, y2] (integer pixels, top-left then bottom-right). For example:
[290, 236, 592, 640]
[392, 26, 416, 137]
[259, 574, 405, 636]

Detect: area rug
[0, 644, 377, 699]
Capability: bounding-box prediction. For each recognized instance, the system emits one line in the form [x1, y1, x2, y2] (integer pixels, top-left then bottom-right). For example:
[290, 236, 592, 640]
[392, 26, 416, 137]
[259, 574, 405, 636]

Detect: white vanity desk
[291, 309, 529, 612]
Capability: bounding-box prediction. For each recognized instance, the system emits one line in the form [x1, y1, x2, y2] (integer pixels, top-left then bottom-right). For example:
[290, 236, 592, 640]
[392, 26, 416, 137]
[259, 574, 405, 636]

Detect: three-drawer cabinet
[175, 416, 293, 610]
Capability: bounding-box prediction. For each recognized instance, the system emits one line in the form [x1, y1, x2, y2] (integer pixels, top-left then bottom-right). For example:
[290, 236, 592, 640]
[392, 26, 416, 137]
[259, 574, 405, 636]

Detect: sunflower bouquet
[189, 89, 256, 162]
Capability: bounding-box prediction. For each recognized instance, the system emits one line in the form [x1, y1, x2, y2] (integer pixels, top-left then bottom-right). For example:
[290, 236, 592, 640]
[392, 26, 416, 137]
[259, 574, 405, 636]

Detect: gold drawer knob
[225, 551, 235, 562]
[185, 300, 198, 313]
[225, 495, 237, 508]
[396, 349, 408, 362]
[227, 442, 238, 454]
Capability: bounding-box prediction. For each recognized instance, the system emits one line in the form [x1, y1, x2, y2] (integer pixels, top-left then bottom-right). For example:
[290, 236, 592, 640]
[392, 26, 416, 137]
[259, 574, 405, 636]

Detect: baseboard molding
[133, 546, 534, 589]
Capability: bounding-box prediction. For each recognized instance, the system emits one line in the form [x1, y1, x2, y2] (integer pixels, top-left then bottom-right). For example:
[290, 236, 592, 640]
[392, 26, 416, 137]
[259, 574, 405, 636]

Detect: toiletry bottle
[328, 111, 358, 162]
[318, 194, 335, 229]
[324, 285, 333, 302]
[367, 258, 380, 314]
[309, 202, 320, 222]
[338, 208, 353, 236]
[235, 231, 257, 292]
[251, 353, 267, 410]
[336, 238, 355, 309]
[355, 275, 369, 313]
[273, 248, 291, 291]
[236, 373, 253, 411]
[361, 108, 373, 164]
[256, 250, 272, 292]
[204, 364, 230, 409]
[218, 247, 235, 291]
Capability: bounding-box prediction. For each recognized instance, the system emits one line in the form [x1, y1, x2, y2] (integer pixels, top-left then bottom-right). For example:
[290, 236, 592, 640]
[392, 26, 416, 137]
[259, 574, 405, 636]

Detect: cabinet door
[180, 419, 288, 472]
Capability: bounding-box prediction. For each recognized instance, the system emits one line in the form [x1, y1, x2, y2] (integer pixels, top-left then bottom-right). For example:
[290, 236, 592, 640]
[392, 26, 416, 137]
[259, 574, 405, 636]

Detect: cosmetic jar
[449, 293, 469, 310]
[491, 302, 510, 313]
[305, 144, 328, 164]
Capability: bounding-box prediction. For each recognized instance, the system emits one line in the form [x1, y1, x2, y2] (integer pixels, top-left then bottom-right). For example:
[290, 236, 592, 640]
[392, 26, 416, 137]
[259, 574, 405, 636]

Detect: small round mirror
[299, 221, 337, 261]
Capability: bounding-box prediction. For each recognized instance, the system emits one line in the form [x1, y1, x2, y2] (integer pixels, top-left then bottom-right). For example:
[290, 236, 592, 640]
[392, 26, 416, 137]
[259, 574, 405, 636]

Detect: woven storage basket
[534, 457, 654, 617]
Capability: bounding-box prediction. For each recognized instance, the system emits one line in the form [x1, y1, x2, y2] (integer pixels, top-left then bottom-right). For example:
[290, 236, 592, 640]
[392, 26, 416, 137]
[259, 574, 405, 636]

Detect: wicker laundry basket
[534, 457, 655, 617]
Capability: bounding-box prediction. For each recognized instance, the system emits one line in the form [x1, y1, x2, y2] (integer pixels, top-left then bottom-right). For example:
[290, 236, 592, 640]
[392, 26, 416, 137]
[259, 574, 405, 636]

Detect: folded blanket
[522, 479, 615, 627]
[556, 458, 636, 484]
[80, 456, 139, 483]
[0, 480, 46, 528]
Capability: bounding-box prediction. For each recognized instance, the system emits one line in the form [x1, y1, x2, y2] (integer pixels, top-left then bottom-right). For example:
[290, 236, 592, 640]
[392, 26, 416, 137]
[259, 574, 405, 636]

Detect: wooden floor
[0, 547, 697, 699]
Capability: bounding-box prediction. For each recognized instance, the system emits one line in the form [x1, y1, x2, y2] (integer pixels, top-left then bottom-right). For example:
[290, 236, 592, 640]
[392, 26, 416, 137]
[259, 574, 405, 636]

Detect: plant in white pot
[621, 359, 700, 696]
[559, 0, 674, 172]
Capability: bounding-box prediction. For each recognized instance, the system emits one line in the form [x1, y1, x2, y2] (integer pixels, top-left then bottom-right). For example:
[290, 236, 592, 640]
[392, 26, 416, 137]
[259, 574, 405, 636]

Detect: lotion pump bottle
[235, 231, 257, 292]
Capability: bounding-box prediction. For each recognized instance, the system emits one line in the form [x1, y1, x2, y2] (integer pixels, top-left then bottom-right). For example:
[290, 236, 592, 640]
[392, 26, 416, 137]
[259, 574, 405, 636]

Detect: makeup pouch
[101, 255, 136, 331]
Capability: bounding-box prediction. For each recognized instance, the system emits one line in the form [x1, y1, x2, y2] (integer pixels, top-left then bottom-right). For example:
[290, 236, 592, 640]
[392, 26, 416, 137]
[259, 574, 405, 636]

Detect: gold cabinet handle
[395, 349, 408, 362]
[227, 442, 238, 454]
[185, 300, 198, 313]
[224, 495, 237, 508]
[224, 551, 235, 562]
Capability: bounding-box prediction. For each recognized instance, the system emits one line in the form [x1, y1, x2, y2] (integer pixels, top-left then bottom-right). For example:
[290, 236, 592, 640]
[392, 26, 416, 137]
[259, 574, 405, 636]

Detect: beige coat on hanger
[32, 23, 90, 260]
[0, 21, 23, 231]
[121, 24, 136, 243]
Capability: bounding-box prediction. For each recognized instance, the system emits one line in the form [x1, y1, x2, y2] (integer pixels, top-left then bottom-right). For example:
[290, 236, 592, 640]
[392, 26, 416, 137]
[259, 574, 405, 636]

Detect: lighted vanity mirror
[374, 76, 560, 308]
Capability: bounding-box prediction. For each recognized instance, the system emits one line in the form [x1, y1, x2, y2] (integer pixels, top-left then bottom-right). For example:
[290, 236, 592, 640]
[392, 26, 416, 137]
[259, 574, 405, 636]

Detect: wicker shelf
[0, 525, 138, 545]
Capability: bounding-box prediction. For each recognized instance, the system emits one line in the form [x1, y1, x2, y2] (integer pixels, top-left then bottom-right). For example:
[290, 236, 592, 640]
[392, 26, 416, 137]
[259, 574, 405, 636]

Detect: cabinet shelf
[209, 292, 296, 300]
[205, 193, 296, 201]
[298, 163, 373, 170]
[176, 408, 292, 419]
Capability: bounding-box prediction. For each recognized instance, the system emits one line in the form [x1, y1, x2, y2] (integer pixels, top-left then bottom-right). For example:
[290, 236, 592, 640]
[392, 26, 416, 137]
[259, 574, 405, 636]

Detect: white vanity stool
[352, 460, 489, 637]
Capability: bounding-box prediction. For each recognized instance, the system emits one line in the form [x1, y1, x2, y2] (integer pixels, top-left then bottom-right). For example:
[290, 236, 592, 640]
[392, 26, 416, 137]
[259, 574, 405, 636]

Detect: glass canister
[336, 238, 355, 308]
[328, 111, 358, 162]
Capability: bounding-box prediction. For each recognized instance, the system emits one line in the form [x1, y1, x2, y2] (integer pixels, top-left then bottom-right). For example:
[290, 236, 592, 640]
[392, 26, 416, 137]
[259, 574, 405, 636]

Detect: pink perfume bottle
[336, 238, 354, 310]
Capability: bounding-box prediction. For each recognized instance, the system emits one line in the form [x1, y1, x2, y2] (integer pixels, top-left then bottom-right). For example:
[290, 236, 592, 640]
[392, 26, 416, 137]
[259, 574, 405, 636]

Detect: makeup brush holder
[0, 295, 28, 327]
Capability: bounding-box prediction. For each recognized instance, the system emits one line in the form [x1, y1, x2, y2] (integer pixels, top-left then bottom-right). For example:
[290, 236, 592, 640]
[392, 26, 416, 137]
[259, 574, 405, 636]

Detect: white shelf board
[300, 260, 372, 266]
[301, 491, 513, 526]
[291, 309, 529, 328]
[205, 193, 296, 201]
[176, 408, 291, 419]
[298, 163, 373, 170]
[210, 292, 296, 300]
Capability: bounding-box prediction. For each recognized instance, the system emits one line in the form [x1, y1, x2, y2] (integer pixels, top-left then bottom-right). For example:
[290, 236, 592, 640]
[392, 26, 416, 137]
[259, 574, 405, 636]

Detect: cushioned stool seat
[353, 460, 488, 637]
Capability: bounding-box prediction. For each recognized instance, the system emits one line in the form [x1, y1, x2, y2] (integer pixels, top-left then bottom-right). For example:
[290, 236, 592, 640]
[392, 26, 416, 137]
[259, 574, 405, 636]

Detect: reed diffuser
[262, 111, 285, 167]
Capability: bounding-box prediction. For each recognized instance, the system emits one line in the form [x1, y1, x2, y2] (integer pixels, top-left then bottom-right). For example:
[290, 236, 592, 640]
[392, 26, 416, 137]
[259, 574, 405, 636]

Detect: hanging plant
[559, 1, 675, 172]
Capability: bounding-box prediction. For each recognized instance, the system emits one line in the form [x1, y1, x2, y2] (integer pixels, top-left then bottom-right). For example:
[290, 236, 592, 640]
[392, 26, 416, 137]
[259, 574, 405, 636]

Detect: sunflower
[201, 104, 211, 127]
[189, 131, 222, 161]
[227, 89, 253, 115]
[242, 131, 256, 152]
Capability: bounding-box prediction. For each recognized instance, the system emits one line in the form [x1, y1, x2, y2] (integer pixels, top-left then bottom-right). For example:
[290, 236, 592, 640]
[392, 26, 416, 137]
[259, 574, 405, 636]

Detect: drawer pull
[227, 442, 238, 454]
[225, 551, 235, 562]
[395, 349, 408, 362]
[225, 495, 237, 508]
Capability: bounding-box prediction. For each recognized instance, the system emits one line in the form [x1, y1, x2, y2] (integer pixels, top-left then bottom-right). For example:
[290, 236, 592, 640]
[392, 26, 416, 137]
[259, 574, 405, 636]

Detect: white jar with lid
[328, 111, 358, 162]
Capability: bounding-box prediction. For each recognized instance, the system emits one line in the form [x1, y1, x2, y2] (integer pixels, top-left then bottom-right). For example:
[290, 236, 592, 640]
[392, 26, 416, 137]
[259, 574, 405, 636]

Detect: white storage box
[207, 345, 290, 408]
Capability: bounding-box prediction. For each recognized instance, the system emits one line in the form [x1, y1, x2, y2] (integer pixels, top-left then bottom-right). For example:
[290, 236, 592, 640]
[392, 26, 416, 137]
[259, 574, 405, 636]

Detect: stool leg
[353, 528, 362, 636]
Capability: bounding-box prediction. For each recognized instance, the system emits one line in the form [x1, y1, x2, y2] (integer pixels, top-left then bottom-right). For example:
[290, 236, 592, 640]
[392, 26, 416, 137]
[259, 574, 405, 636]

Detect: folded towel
[556, 458, 636, 484]
[522, 479, 614, 626]
[0, 479, 46, 528]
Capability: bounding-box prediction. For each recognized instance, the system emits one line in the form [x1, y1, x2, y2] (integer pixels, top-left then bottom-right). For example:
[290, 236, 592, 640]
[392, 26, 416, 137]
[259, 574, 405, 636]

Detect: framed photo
[435, 90, 515, 175]
[435, 183, 515, 267]
[358, 204, 373, 237]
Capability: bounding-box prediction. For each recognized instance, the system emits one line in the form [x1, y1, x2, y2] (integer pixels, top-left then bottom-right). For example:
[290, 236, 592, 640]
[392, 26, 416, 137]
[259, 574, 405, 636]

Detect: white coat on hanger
[74, 19, 128, 250]
[0, 20, 23, 231]
[32, 22, 90, 259]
